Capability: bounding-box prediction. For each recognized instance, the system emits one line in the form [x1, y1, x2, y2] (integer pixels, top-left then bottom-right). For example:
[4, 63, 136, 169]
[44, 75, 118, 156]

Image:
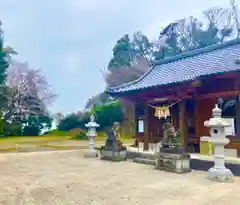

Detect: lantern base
[83, 149, 98, 158]
[100, 150, 127, 161]
[208, 167, 233, 182]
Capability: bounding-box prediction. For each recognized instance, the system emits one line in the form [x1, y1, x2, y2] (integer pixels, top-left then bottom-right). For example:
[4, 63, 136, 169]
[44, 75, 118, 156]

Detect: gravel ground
[0, 150, 239, 205]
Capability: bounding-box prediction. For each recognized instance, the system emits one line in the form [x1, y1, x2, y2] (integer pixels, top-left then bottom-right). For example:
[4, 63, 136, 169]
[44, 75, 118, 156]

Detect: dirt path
[0, 150, 239, 205]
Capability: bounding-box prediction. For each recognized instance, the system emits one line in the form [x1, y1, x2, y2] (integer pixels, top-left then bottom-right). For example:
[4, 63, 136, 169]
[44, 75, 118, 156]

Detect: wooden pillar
[143, 103, 149, 150]
[235, 95, 240, 137]
[179, 100, 187, 150]
[171, 105, 177, 129]
[234, 78, 240, 138]
[134, 103, 138, 137]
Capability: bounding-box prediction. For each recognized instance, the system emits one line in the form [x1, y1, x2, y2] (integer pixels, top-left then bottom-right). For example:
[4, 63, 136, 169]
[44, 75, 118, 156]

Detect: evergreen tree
[0, 21, 8, 85]
[108, 34, 133, 70]
[153, 6, 236, 60]
[108, 33, 152, 70]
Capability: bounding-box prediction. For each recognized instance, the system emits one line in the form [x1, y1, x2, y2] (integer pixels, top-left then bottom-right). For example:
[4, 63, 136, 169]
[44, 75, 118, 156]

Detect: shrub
[42, 130, 70, 136]
[92, 100, 124, 131]
[96, 131, 107, 139]
[23, 126, 40, 136]
[57, 112, 90, 131]
[42, 129, 85, 137]
[3, 122, 21, 136]
[69, 128, 86, 135]
[74, 131, 88, 140]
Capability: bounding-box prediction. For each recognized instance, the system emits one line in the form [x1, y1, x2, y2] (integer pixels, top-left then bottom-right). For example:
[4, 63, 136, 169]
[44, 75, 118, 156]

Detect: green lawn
[0, 135, 133, 153]
[0, 135, 71, 144]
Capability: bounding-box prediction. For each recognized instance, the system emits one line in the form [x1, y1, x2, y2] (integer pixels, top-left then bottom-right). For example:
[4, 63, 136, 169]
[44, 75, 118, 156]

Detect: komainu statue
[162, 122, 181, 148]
[100, 122, 127, 161]
[112, 122, 121, 141]
[155, 122, 191, 174]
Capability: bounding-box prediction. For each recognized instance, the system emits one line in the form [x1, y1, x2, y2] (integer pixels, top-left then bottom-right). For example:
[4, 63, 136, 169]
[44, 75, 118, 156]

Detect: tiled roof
[106, 38, 240, 94]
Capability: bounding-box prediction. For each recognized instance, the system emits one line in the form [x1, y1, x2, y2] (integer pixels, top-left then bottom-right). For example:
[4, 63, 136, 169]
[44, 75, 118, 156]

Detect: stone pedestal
[155, 152, 191, 174]
[204, 104, 234, 182]
[84, 149, 99, 158]
[207, 137, 233, 182]
[100, 139, 127, 162]
[84, 134, 98, 158]
[100, 149, 127, 161]
[84, 115, 99, 159]
[208, 166, 233, 182]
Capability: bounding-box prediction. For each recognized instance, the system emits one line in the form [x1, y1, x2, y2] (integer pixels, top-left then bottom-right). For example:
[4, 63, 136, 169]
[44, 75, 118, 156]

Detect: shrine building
[106, 38, 240, 155]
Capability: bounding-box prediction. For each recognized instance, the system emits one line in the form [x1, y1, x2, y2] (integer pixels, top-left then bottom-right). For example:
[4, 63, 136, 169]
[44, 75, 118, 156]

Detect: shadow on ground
[190, 159, 240, 176]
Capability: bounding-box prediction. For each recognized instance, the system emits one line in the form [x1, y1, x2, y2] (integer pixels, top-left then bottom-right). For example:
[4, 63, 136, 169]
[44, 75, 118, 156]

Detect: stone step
[133, 157, 156, 166]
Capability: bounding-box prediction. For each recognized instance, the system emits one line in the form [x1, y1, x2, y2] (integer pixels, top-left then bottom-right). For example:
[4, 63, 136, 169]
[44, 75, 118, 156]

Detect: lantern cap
[204, 104, 230, 128]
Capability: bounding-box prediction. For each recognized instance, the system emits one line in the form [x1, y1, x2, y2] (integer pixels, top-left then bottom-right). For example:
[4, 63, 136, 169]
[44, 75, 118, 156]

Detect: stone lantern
[204, 104, 233, 182]
[84, 114, 99, 158]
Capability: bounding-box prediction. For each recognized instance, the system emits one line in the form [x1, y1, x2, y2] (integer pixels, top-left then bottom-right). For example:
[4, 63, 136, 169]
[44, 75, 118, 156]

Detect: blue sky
[0, 0, 229, 115]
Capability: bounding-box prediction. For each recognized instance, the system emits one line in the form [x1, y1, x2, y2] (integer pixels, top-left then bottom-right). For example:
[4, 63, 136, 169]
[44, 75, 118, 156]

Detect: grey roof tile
[107, 39, 240, 94]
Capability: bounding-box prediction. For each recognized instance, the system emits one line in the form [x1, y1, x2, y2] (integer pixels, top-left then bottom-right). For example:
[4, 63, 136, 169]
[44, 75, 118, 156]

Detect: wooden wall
[196, 98, 215, 137]
[148, 106, 164, 143]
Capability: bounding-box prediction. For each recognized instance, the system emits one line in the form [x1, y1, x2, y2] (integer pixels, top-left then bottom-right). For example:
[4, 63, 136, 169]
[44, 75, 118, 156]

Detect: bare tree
[84, 92, 110, 110]
[104, 55, 150, 87]
[175, 17, 203, 50]
[230, 0, 240, 37]
[203, 6, 234, 42]
[3, 61, 57, 122]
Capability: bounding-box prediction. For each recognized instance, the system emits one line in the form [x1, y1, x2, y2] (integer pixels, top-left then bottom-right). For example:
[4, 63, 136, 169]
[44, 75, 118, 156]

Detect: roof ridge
[154, 38, 240, 66]
[106, 38, 240, 92]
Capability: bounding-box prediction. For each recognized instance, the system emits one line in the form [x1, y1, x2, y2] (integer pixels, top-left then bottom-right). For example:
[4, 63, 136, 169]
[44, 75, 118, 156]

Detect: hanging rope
[148, 96, 186, 109]
[147, 95, 189, 122]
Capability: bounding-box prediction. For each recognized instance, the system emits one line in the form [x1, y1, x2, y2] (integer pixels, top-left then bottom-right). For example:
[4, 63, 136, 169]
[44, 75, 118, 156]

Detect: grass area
[0, 135, 71, 145]
[0, 136, 86, 153]
[0, 135, 132, 144]
[0, 134, 133, 153]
